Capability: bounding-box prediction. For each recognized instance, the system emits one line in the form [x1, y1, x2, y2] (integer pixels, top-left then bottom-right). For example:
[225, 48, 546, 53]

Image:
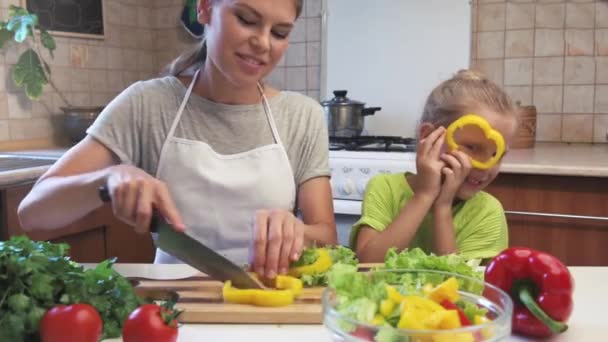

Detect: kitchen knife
[98, 186, 263, 289]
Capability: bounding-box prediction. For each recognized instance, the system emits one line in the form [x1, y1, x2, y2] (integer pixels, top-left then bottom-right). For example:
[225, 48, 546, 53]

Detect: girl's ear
[197, 0, 212, 24]
[418, 122, 437, 140]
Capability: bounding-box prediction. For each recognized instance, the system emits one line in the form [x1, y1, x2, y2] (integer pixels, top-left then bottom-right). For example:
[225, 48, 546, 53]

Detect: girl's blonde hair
[164, 0, 303, 76]
[420, 69, 516, 130]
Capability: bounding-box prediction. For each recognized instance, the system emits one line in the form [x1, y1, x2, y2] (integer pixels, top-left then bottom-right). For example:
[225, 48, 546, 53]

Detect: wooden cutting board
[131, 264, 378, 324]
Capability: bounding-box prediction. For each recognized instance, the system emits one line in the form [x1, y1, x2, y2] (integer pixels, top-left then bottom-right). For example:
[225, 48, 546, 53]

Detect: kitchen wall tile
[86, 45, 108, 69]
[477, 31, 505, 58]
[504, 58, 533, 85]
[534, 85, 563, 113]
[70, 69, 90, 92]
[123, 71, 140, 89]
[307, 66, 320, 90]
[290, 19, 306, 43]
[107, 48, 123, 70]
[137, 51, 156, 72]
[104, 26, 122, 48]
[478, 0, 506, 3]
[596, 85, 608, 113]
[536, 114, 562, 142]
[504, 86, 532, 105]
[7, 92, 31, 119]
[5, 43, 26, 65]
[561, 114, 593, 143]
[479, 3, 506, 31]
[0, 120, 9, 142]
[593, 115, 608, 143]
[565, 29, 594, 56]
[285, 67, 307, 91]
[563, 85, 594, 113]
[472, 59, 504, 85]
[306, 42, 321, 66]
[598, 57, 608, 84]
[46, 42, 70, 68]
[89, 70, 109, 92]
[108, 71, 125, 92]
[121, 28, 140, 50]
[598, 1, 608, 28]
[472, 4, 479, 33]
[564, 56, 595, 84]
[597, 29, 608, 56]
[105, 1, 122, 25]
[70, 93, 92, 107]
[138, 29, 156, 51]
[536, 3, 566, 29]
[306, 17, 321, 42]
[471, 32, 478, 60]
[264, 67, 285, 89]
[121, 5, 138, 27]
[123, 49, 139, 71]
[286, 43, 307, 67]
[535, 29, 565, 56]
[565, 2, 595, 29]
[534, 57, 564, 85]
[305, 0, 322, 18]
[137, 6, 154, 29]
[506, 2, 535, 29]
[0, 92, 7, 119]
[307, 91, 321, 102]
[50, 67, 72, 93]
[505, 30, 534, 57]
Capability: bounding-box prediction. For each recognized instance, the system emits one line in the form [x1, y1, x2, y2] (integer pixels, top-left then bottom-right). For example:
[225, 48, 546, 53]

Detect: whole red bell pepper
[484, 247, 574, 338]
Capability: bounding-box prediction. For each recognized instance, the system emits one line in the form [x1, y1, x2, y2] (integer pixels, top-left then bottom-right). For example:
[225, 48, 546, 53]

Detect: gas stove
[329, 135, 417, 152]
[328, 138, 418, 245]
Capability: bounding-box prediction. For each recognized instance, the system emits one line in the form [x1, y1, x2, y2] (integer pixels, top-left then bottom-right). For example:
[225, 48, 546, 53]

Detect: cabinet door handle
[504, 210, 608, 222]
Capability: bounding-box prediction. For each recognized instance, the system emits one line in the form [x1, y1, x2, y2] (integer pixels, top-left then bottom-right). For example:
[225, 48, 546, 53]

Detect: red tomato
[351, 326, 375, 341]
[39, 303, 103, 342]
[122, 303, 180, 342]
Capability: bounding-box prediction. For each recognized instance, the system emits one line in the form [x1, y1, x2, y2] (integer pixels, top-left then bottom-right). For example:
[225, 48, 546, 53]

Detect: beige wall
[472, 0, 608, 144]
[0, 0, 322, 148]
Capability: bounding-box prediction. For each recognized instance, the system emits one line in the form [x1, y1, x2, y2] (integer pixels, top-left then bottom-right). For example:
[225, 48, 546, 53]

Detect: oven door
[333, 199, 363, 246]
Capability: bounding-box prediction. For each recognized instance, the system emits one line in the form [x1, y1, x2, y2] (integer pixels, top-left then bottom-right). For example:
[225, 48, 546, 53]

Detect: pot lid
[321, 90, 365, 107]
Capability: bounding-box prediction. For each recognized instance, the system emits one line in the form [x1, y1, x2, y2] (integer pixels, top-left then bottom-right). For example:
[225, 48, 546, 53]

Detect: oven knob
[357, 178, 370, 195]
[340, 179, 355, 196]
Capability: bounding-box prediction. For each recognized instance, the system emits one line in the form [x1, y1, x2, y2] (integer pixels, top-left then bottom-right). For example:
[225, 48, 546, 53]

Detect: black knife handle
[98, 185, 159, 233]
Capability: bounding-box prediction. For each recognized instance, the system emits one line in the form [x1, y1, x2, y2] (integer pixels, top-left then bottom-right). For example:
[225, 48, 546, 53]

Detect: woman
[18, 0, 337, 279]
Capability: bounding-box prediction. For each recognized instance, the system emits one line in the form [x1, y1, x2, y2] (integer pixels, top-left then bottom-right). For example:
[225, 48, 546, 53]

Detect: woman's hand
[250, 209, 305, 279]
[105, 165, 185, 233]
[415, 127, 447, 200]
[435, 150, 472, 207]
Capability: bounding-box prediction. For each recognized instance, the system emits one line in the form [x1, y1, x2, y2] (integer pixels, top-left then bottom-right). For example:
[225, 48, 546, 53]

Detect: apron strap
[257, 83, 284, 147]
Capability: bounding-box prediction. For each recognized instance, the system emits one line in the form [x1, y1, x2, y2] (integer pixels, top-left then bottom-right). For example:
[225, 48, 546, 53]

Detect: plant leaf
[7, 12, 37, 43]
[12, 48, 47, 100]
[8, 5, 30, 17]
[40, 29, 55, 58]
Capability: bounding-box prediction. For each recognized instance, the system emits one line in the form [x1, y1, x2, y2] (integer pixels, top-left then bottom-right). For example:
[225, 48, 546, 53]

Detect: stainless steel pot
[61, 106, 104, 143]
[321, 90, 381, 137]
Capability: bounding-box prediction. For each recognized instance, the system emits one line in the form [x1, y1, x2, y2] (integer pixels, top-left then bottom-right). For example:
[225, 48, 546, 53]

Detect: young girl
[351, 70, 518, 262]
[18, 0, 337, 280]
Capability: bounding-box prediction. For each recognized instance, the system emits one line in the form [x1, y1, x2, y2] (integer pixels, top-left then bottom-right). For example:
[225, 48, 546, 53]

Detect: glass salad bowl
[322, 269, 513, 342]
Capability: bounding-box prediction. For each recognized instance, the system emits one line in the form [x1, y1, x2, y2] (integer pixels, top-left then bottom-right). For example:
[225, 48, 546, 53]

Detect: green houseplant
[0, 5, 68, 104]
[0, 5, 104, 143]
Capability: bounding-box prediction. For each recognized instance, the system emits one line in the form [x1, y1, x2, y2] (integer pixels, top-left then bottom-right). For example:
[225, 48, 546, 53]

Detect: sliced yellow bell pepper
[222, 275, 303, 307]
[372, 314, 386, 326]
[288, 248, 333, 277]
[446, 114, 506, 170]
[386, 285, 405, 303]
[426, 277, 460, 304]
[432, 332, 475, 342]
[402, 295, 446, 314]
[379, 299, 396, 317]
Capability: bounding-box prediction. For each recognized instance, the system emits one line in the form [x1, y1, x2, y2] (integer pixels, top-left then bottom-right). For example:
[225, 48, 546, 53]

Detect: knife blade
[98, 186, 263, 289]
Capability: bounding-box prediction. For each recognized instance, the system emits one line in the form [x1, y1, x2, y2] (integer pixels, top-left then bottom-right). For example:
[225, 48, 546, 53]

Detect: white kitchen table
[101, 264, 607, 342]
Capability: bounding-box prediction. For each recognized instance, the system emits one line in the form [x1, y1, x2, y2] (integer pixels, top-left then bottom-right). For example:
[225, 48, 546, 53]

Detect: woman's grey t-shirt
[86, 76, 330, 186]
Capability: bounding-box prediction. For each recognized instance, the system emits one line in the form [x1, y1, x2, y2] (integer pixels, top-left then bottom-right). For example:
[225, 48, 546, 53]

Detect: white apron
[153, 69, 296, 265]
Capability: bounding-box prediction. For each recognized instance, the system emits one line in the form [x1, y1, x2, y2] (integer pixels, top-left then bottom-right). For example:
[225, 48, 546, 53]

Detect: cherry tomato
[39, 303, 102, 342]
[122, 303, 180, 342]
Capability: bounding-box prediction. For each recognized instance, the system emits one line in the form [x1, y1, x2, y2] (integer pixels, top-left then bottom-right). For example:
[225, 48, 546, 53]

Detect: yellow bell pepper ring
[222, 275, 303, 307]
[288, 248, 333, 277]
[445, 114, 506, 170]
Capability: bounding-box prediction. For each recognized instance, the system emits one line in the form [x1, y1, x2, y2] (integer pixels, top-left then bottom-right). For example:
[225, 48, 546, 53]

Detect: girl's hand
[250, 209, 305, 279]
[105, 165, 186, 233]
[415, 127, 447, 200]
[435, 150, 472, 207]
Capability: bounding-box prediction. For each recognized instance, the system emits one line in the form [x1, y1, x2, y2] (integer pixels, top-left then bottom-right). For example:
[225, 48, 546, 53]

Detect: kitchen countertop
[500, 142, 608, 177]
[0, 143, 607, 187]
[101, 264, 606, 342]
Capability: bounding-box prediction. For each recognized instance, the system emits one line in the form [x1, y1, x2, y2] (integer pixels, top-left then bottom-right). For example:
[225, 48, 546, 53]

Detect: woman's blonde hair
[164, 0, 304, 76]
[420, 69, 516, 130]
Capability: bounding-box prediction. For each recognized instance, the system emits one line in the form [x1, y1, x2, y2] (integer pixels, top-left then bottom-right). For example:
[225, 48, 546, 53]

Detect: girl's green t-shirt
[350, 172, 508, 260]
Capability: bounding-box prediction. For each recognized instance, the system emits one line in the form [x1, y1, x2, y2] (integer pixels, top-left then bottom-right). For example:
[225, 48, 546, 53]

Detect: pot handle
[362, 107, 381, 116]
